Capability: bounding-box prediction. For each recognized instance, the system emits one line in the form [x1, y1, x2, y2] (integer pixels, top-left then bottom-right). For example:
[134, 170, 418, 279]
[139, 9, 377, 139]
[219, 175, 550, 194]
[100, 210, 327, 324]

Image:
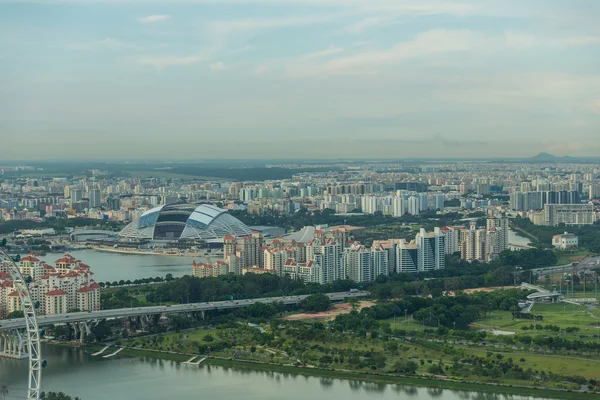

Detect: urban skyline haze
[1, 0, 599, 160]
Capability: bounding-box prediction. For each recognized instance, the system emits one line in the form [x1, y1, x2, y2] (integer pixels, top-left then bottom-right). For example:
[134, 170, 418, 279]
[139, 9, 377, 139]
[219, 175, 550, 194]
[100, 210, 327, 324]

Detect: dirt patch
[463, 286, 519, 294]
[282, 301, 376, 322]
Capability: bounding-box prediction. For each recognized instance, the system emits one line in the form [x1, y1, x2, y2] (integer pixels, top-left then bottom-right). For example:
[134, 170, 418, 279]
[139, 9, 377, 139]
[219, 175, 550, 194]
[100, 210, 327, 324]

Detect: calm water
[34, 249, 212, 282]
[28, 233, 531, 283]
[509, 230, 532, 248]
[0, 344, 555, 400]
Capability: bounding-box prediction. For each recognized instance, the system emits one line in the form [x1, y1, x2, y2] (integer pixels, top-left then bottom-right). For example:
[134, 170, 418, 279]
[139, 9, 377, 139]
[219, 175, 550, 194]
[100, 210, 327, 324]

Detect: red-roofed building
[76, 284, 100, 312]
[0, 252, 100, 317]
[44, 288, 68, 315]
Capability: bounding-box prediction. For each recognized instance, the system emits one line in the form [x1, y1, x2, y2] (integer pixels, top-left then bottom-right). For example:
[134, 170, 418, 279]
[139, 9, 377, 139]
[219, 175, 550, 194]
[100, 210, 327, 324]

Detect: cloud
[592, 99, 600, 114]
[359, 135, 489, 147]
[205, 14, 336, 37]
[504, 32, 538, 49]
[300, 46, 344, 60]
[542, 140, 583, 152]
[340, 17, 392, 35]
[138, 56, 201, 68]
[556, 36, 600, 46]
[209, 61, 228, 72]
[138, 15, 170, 23]
[67, 38, 132, 51]
[286, 29, 487, 77]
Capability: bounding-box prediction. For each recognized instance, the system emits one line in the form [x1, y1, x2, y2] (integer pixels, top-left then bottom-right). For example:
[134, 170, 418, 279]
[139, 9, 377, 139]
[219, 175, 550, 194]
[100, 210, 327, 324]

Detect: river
[0, 344, 556, 400]
[33, 249, 216, 282]
[32, 232, 531, 284]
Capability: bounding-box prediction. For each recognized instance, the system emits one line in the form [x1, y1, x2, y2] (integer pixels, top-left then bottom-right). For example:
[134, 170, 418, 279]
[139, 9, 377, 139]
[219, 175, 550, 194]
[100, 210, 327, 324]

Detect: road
[0, 291, 368, 331]
[531, 256, 600, 276]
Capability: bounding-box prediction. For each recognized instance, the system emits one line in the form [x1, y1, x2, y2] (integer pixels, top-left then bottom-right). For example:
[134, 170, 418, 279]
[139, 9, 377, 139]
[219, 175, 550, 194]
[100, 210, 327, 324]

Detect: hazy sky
[1, 0, 599, 160]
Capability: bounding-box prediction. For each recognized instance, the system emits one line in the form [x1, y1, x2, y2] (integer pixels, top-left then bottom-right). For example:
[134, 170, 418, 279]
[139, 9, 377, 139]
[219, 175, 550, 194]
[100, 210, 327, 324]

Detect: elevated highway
[0, 291, 369, 332]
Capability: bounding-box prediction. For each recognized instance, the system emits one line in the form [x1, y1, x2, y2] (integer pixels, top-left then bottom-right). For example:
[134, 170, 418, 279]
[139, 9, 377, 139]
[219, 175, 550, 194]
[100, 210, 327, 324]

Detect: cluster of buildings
[444, 216, 511, 262]
[0, 253, 100, 318]
[1, 162, 599, 230]
[192, 226, 445, 284]
[191, 217, 510, 284]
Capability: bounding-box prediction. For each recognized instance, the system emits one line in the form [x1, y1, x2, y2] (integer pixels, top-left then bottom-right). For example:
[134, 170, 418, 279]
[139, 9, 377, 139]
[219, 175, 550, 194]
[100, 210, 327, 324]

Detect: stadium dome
[118, 203, 252, 241]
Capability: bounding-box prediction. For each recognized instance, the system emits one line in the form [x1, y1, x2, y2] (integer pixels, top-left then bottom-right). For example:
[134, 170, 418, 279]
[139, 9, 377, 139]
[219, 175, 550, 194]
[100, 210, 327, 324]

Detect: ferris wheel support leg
[1, 249, 42, 400]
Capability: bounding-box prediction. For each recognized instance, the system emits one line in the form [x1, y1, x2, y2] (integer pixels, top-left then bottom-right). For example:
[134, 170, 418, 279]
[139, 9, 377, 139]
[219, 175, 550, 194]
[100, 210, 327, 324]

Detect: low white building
[552, 232, 578, 249]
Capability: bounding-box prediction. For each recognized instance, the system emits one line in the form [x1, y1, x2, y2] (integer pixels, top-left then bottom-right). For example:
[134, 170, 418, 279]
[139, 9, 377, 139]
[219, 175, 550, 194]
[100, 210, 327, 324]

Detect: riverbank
[86, 345, 598, 400]
[92, 246, 217, 258]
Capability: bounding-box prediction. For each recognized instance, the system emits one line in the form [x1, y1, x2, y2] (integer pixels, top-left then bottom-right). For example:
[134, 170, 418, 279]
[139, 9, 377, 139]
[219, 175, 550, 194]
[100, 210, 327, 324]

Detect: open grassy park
[554, 250, 594, 266]
[471, 303, 600, 342]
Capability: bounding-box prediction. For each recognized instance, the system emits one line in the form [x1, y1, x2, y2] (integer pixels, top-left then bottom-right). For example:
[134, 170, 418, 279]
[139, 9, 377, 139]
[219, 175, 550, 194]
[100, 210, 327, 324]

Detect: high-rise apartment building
[510, 190, 580, 211]
[70, 189, 83, 204]
[242, 232, 263, 268]
[89, 189, 101, 208]
[486, 216, 509, 255]
[415, 227, 445, 272]
[543, 204, 595, 226]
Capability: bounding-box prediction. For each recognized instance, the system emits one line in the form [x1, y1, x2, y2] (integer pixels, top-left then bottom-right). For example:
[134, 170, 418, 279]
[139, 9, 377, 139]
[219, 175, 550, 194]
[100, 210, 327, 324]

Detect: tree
[41, 392, 81, 400]
[89, 320, 112, 342]
[347, 297, 360, 311]
[0, 385, 8, 400]
[0, 238, 6, 247]
[7, 310, 24, 319]
[300, 294, 332, 312]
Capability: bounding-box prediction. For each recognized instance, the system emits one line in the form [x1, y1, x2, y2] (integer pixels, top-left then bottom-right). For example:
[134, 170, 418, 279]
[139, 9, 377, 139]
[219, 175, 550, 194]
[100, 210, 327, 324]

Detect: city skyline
[2, 0, 600, 160]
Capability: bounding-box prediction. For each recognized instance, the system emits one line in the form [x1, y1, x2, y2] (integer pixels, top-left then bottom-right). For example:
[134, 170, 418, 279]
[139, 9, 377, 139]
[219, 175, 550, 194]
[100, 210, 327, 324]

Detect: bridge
[69, 229, 117, 242]
[0, 291, 368, 354]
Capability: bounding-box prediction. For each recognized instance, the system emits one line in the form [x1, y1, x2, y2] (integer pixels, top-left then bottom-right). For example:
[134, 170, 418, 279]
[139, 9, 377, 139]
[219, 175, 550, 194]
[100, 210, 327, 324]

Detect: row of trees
[143, 273, 354, 305]
[113, 245, 560, 310]
[331, 289, 528, 332]
[99, 274, 175, 288]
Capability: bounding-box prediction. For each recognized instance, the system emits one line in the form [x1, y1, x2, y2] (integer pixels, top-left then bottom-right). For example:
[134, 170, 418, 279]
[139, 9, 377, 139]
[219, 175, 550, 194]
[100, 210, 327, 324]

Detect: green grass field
[554, 251, 593, 266]
[463, 348, 600, 379]
[471, 304, 600, 342]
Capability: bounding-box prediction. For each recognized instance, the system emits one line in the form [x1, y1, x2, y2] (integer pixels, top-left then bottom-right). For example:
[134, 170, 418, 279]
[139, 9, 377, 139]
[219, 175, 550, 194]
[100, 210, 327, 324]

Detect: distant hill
[531, 152, 559, 161]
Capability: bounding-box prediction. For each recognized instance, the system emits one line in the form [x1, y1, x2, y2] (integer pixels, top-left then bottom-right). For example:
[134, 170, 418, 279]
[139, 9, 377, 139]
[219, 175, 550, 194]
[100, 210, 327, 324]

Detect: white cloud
[340, 17, 392, 35]
[209, 61, 228, 72]
[300, 46, 344, 60]
[592, 99, 600, 114]
[253, 65, 269, 75]
[138, 15, 170, 23]
[206, 14, 335, 37]
[556, 36, 600, 46]
[287, 29, 487, 77]
[138, 56, 201, 68]
[542, 140, 583, 152]
[67, 38, 131, 50]
[504, 32, 538, 49]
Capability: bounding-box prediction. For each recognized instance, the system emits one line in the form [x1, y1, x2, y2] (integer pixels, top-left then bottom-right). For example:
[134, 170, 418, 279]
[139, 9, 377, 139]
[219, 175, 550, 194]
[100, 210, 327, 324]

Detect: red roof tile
[45, 289, 68, 296]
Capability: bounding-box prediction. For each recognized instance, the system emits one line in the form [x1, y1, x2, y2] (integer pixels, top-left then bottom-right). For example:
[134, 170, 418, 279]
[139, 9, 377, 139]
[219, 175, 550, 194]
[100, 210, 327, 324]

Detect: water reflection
[0, 345, 558, 400]
[319, 378, 334, 389]
[428, 387, 444, 397]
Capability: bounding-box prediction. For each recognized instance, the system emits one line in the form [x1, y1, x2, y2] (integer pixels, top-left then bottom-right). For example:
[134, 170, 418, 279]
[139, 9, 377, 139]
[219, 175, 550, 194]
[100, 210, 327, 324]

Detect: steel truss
[0, 249, 41, 400]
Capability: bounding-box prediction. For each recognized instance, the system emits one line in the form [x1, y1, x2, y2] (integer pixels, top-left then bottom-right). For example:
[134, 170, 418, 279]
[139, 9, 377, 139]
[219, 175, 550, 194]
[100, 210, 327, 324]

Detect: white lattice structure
[0, 249, 42, 400]
[119, 203, 252, 241]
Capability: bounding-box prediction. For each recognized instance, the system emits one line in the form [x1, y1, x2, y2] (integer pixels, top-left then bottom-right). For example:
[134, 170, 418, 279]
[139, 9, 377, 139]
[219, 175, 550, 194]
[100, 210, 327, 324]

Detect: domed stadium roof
[118, 203, 252, 241]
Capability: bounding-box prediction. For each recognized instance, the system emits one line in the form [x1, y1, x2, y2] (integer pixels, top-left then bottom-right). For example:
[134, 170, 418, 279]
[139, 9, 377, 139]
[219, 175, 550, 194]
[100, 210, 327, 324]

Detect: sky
[1, 0, 599, 160]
